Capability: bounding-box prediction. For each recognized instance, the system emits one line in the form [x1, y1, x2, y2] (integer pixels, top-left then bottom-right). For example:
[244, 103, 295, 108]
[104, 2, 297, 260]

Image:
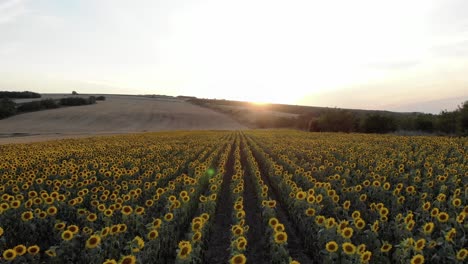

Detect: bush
[17, 101, 44, 112]
[41, 99, 60, 109]
[0, 98, 17, 119]
[88, 96, 96, 104]
[362, 114, 397, 133]
[60, 97, 90, 106]
[17, 99, 60, 112]
[0, 91, 41, 99]
[96, 96, 106, 101]
[456, 101, 468, 136]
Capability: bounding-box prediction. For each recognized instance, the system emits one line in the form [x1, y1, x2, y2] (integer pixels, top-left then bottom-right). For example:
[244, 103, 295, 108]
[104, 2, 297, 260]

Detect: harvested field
[0, 95, 246, 144]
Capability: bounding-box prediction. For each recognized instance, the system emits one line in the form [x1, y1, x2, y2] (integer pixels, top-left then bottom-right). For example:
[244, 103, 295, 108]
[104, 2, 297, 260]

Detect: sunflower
[445, 228, 456, 242]
[325, 241, 338, 252]
[121, 206, 133, 216]
[315, 215, 325, 226]
[422, 222, 434, 234]
[21, 211, 34, 221]
[268, 218, 279, 227]
[201, 213, 210, 221]
[341, 227, 353, 239]
[104, 209, 113, 217]
[456, 248, 467, 261]
[135, 206, 145, 215]
[103, 259, 117, 264]
[430, 208, 439, 217]
[55, 222, 66, 230]
[457, 213, 465, 223]
[28, 245, 41, 256]
[307, 195, 316, 204]
[164, 213, 174, 221]
[147, 230, 158, 240]
[343, 200, 351, 210]
[67, 225, 79, 234]
[410, 254, 424, 264]
[192, 231, 202, 242]
[47, 206, 58, 216]
[354, 218, 366, 230]
[414, 239, 425, 251]
[119, 255, 136, 264]
[3, 249, 16, 261]
[437, 212, 449, 223]
[422, 201, 431, 211]
[101, 227, 110, 237]
[133, 236, 145, 251]
[236, 236, 247, 250]
[381, 242, 392, 253]
[274, 231, 288, 244]
[86, 235, 101, 249]
[274, 223, 285, 232]
[14, 245, 27, 256]
[177, 241, 192, 260]
[61, 230, 74, 241]
[267, 200, 277, 208]
[342, 242, 356, 255]
[357, 244, 366, 254]
[230, 253, 247, 264]
[87, 213, 97, 222]
[352, 211, 361, 219]
[360, 251, 372, 263]
[305, 208, 316, 217]
[232, 225, 244, 236]
[296, 191, 307, 200]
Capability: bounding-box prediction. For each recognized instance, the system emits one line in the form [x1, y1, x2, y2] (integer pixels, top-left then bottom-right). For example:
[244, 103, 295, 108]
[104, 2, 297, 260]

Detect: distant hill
[0, 94, 246, 144]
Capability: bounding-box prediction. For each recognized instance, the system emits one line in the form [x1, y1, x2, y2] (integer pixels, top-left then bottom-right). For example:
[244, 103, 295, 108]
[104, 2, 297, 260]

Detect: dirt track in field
[0, 95, 246, 144]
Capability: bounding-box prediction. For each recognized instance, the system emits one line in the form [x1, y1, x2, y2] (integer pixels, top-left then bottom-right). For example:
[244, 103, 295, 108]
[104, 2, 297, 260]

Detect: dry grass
[0, 95, 246, 144]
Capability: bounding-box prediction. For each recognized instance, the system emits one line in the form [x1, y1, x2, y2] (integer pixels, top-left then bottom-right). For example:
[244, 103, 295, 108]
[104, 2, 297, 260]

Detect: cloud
[0, 0, 28, 25]
[366, 60, 422, 70]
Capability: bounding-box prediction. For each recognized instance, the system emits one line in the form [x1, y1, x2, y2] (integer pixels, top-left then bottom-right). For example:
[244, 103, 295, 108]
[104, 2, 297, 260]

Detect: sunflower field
[0, 130, 466, 264]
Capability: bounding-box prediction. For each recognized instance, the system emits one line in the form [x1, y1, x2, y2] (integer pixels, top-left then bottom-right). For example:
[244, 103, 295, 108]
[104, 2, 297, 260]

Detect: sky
[0, 0, 467, 113]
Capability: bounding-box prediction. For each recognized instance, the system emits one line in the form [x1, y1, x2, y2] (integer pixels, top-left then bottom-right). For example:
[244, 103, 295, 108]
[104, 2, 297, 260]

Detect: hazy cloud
[0, 0, 28, 25]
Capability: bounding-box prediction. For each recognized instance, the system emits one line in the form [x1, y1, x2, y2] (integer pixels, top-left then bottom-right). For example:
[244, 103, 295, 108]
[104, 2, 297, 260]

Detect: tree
[415, 114, 434, 132]
[362, 114, 397, 133]
[0, 97, 17, 119]
[72, 91, 78, 95]
[317, 109, 356, 133]
[456, 101, 468, 136]
[436, 110, 457, 134]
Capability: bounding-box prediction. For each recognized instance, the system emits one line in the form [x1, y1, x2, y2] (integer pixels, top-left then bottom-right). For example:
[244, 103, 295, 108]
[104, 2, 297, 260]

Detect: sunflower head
[230, 253, 247, 264]
[325, 241, 338, 252]
[342, 242, 356, 255]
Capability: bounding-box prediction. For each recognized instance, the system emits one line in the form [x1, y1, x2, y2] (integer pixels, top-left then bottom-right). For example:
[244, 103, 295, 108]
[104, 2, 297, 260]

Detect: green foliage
[0, 97, 17, 119]
[456, 101, 468, 136]
[59, 97, 95, 106]
[436, 110, 457, 134]
[414, 114, 435, 132]
[0, 91, 41, 99]
[362, 114, 397, 133]
[17, 99, 60, 112]
[316, 109, 356, 132]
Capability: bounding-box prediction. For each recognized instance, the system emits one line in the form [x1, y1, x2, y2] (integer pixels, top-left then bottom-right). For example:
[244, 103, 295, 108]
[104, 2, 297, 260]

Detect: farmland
[0, 130, 466, 264]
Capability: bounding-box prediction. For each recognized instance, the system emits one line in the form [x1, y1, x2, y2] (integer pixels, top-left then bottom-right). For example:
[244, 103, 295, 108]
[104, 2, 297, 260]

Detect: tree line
[297, 101, 468, 135]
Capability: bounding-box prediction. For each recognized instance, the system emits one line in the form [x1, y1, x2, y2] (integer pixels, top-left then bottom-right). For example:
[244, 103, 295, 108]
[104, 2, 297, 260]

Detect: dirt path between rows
[204, 140, 236, 264]
[240, 139, 268, 264]
[246, 135, 315, 264]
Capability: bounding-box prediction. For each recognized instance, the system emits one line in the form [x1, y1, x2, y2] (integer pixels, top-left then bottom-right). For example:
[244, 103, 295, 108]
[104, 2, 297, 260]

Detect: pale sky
[1, 0, 467, 113]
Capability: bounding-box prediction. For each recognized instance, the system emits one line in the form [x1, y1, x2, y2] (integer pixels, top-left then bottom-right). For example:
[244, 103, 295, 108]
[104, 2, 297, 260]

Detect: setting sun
[0, 0, 467, 112]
